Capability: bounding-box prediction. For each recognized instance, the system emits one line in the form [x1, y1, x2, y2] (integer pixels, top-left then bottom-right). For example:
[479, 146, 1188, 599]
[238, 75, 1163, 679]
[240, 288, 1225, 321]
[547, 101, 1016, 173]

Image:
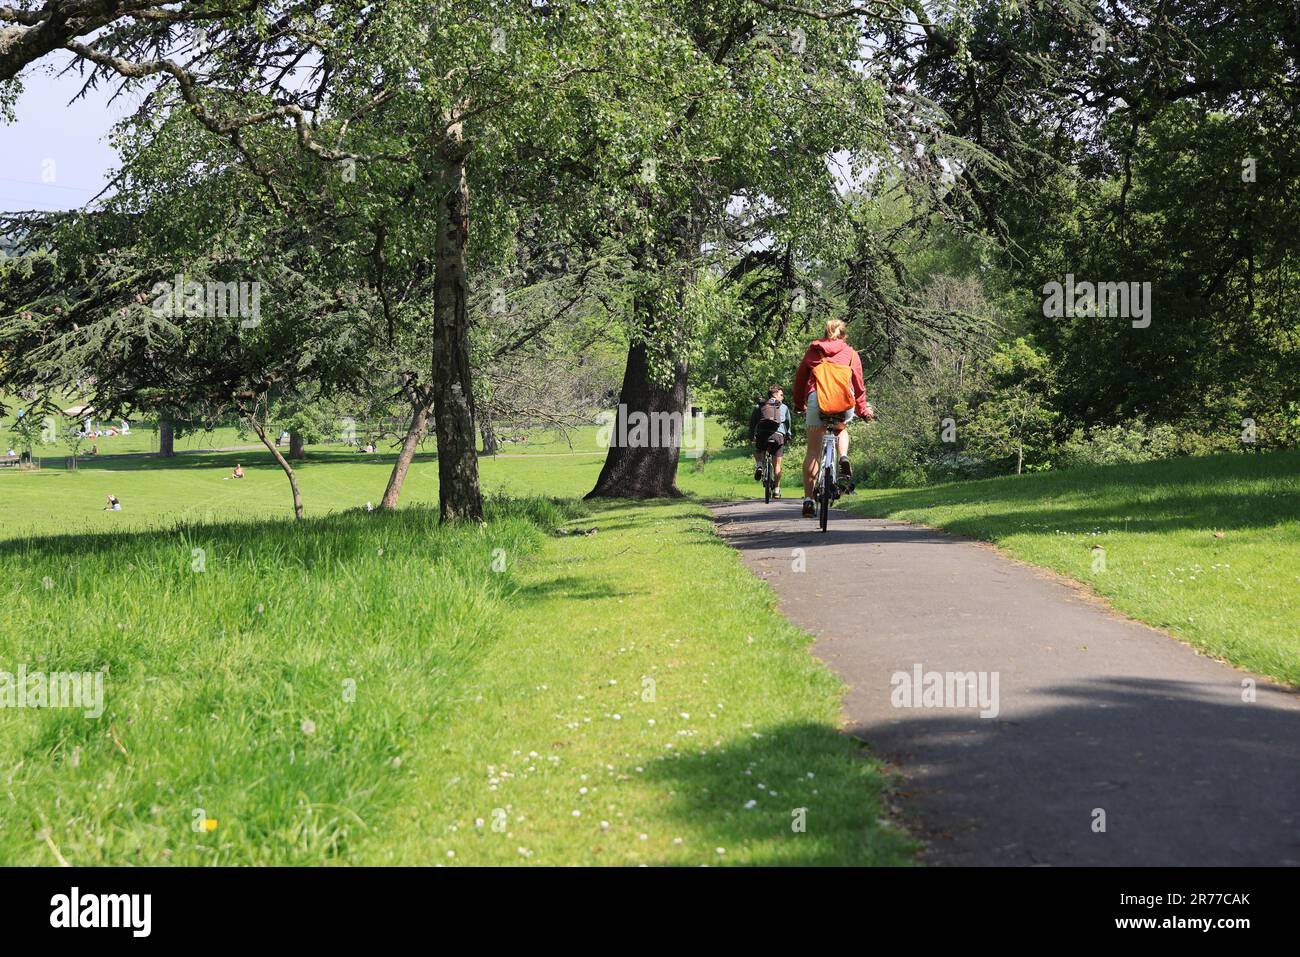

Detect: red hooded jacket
[793, 338, 869, 416]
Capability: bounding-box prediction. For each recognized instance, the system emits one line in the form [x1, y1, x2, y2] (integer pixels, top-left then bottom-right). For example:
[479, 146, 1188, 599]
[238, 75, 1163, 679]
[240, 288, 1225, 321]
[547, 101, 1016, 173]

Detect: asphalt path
[713, 498, 1300, 866]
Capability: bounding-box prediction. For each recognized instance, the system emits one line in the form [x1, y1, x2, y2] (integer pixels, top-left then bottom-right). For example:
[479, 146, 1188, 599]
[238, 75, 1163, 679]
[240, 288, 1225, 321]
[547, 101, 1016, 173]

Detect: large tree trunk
[586, 310, 689, 500]
[587, 208, 699, 500]
[429, 119, 483, 523]
[158, 418, 174, 457]
[288, 430, 306, 460]
[248, 416, 304, 519]
[379, 395, 432, 510]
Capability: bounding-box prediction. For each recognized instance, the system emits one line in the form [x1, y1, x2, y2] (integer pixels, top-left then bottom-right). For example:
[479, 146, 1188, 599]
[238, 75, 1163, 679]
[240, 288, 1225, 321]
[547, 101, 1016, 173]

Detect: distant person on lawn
[748, 385, 792, 498]
[104, 494, 121, 511]
[232, 463, 244, 479]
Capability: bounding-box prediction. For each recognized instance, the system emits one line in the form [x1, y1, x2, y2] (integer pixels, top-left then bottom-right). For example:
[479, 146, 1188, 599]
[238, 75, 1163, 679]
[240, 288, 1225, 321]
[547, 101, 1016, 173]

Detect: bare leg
[773, 453, 783, 486]
[803, 426, 825, 499]
[836, 425, 849, 459]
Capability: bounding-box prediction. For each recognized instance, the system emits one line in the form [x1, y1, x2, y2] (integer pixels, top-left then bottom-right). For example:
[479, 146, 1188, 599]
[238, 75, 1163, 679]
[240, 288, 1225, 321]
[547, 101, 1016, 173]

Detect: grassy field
[0, 429, 909, 865]
[0, 416, 747, 537]
[848, 449, 1300, 687]
[4, 426, 1295, 865]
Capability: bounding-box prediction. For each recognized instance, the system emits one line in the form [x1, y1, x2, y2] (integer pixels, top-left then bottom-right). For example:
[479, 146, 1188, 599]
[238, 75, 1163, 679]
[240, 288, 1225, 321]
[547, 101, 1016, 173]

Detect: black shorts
[755, 427, 786, 454]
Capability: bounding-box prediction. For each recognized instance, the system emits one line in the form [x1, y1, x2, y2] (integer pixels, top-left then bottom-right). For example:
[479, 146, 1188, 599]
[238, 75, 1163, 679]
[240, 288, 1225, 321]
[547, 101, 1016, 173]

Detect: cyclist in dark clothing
[748, 385, 793, 498]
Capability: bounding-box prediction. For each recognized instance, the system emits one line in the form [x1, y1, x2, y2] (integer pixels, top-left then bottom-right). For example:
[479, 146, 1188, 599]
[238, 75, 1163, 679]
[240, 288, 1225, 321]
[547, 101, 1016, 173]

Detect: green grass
[847, 449, 1300, 686]
[0, 435, 911, 865]
[0, 417, 751, 538]
[360, 500, 911, 865]
[11, 415, 1288, 865]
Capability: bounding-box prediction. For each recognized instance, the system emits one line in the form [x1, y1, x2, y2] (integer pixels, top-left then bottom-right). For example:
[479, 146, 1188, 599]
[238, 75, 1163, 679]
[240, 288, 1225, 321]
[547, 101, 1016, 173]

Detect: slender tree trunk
[158, 418, 174, 457]
[248, 416, 304, 519]
[1017, 443, 1024, 475]
[379, 396, 432, 510]
[289, 430, 306, 460]
[478, 408, 500, 456]
[429, 118, 483, 522]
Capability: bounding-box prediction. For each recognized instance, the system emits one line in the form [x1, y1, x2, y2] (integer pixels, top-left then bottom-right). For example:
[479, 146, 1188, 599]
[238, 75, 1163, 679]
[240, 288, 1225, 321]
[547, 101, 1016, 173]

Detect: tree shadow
[857, 450, 1300, 537]
[46, 447, 434, 475]
[636, 721, 916, 866]
[0, 505, 427, 564]
[712, 501, 954, 551]
[507, 574, 636, 604]
[844, 674, 1300, 866]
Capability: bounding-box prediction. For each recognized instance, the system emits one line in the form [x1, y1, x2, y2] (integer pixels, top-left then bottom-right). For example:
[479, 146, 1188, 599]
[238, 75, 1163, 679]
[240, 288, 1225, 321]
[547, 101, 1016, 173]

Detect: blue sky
[0, 56, 143, 212]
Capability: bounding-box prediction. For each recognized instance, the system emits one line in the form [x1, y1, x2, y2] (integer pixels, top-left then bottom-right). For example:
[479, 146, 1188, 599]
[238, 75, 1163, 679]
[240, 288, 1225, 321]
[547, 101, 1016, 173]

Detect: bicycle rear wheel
[818, 472, 830, 532]
[763, 453, 772, 503]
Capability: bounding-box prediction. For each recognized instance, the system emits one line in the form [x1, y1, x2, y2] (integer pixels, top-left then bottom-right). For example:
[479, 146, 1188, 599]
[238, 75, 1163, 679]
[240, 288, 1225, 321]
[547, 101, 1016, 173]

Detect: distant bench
[0, 454, 21, 468]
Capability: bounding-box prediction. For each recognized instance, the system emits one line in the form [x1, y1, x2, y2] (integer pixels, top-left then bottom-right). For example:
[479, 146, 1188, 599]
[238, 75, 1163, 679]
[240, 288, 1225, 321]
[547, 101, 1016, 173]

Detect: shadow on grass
[35, 448, 433, 475]
[638, 721, 916, 866]
[507, 574, 636, 604]
[854, 449, 1300, 538]
[0, 495, 570, 565]
[0, 505, 435, 564]
[637, 677, 1300, 866]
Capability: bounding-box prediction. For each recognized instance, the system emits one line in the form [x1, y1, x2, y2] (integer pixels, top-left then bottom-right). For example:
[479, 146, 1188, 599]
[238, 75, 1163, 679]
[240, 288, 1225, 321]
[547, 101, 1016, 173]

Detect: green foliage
[7, 409, 49, 456]
[960, 338, 1057, 474]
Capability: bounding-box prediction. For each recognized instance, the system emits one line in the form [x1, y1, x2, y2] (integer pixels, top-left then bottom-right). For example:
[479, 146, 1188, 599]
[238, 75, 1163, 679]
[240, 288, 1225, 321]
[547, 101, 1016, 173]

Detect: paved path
[712, 499, 1300, 866]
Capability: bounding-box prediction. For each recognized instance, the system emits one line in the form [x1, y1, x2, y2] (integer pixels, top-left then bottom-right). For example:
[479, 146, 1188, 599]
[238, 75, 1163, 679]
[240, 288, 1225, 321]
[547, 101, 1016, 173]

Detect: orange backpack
[811, 359, 854, 414]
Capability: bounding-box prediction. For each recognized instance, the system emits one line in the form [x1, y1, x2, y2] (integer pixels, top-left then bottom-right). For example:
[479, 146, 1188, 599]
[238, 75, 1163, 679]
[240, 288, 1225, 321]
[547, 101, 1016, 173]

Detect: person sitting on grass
[103, 494, 121, 511]
[232, 463, 245, 479]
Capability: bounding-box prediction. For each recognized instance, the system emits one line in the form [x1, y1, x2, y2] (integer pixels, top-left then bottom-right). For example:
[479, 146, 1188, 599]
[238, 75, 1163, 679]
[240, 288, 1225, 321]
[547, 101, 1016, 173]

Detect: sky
[0, 55, 143, 213]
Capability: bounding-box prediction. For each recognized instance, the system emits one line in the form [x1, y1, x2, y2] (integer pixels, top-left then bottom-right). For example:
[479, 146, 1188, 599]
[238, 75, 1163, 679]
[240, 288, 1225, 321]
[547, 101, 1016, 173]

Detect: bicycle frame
[817, 427, 840, 531]
[762, 446, 776, 503]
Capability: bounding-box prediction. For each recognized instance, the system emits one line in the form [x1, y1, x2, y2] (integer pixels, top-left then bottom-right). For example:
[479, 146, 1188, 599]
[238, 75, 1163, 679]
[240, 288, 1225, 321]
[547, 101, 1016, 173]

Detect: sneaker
[754, 466, 763, 482]
[839, 456, 852, 479]
[801, 498, 815, 518]
[773, 486, 782, 499]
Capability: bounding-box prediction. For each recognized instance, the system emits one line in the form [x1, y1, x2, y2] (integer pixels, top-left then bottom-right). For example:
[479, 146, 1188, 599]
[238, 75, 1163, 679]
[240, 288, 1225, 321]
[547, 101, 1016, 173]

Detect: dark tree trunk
[430, 118, 483, 523]
[478, 408, 500, 456]
[586, 317, 689, 500]
[379, 394, 432, 510]
[158, 418, 174, 457]
[289, 430, 306, 460]
[587, 207, 700, 500]
[248, 416, 304, 519]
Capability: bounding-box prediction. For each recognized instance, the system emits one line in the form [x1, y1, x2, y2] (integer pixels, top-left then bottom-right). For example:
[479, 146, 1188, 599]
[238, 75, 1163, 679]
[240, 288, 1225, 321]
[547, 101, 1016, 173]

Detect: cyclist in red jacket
[792, 319, 873, 517]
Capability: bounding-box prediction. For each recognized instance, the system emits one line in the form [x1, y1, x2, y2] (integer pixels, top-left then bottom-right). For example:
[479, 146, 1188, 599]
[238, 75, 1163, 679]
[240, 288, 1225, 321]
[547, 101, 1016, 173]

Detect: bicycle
[761, 443, 777, 503]
[815, 417, 854, 532]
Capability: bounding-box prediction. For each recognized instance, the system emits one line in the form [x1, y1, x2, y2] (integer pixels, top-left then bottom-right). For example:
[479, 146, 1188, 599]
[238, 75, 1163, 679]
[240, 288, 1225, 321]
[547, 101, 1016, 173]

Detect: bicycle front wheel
[818, 474, 830, 532]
